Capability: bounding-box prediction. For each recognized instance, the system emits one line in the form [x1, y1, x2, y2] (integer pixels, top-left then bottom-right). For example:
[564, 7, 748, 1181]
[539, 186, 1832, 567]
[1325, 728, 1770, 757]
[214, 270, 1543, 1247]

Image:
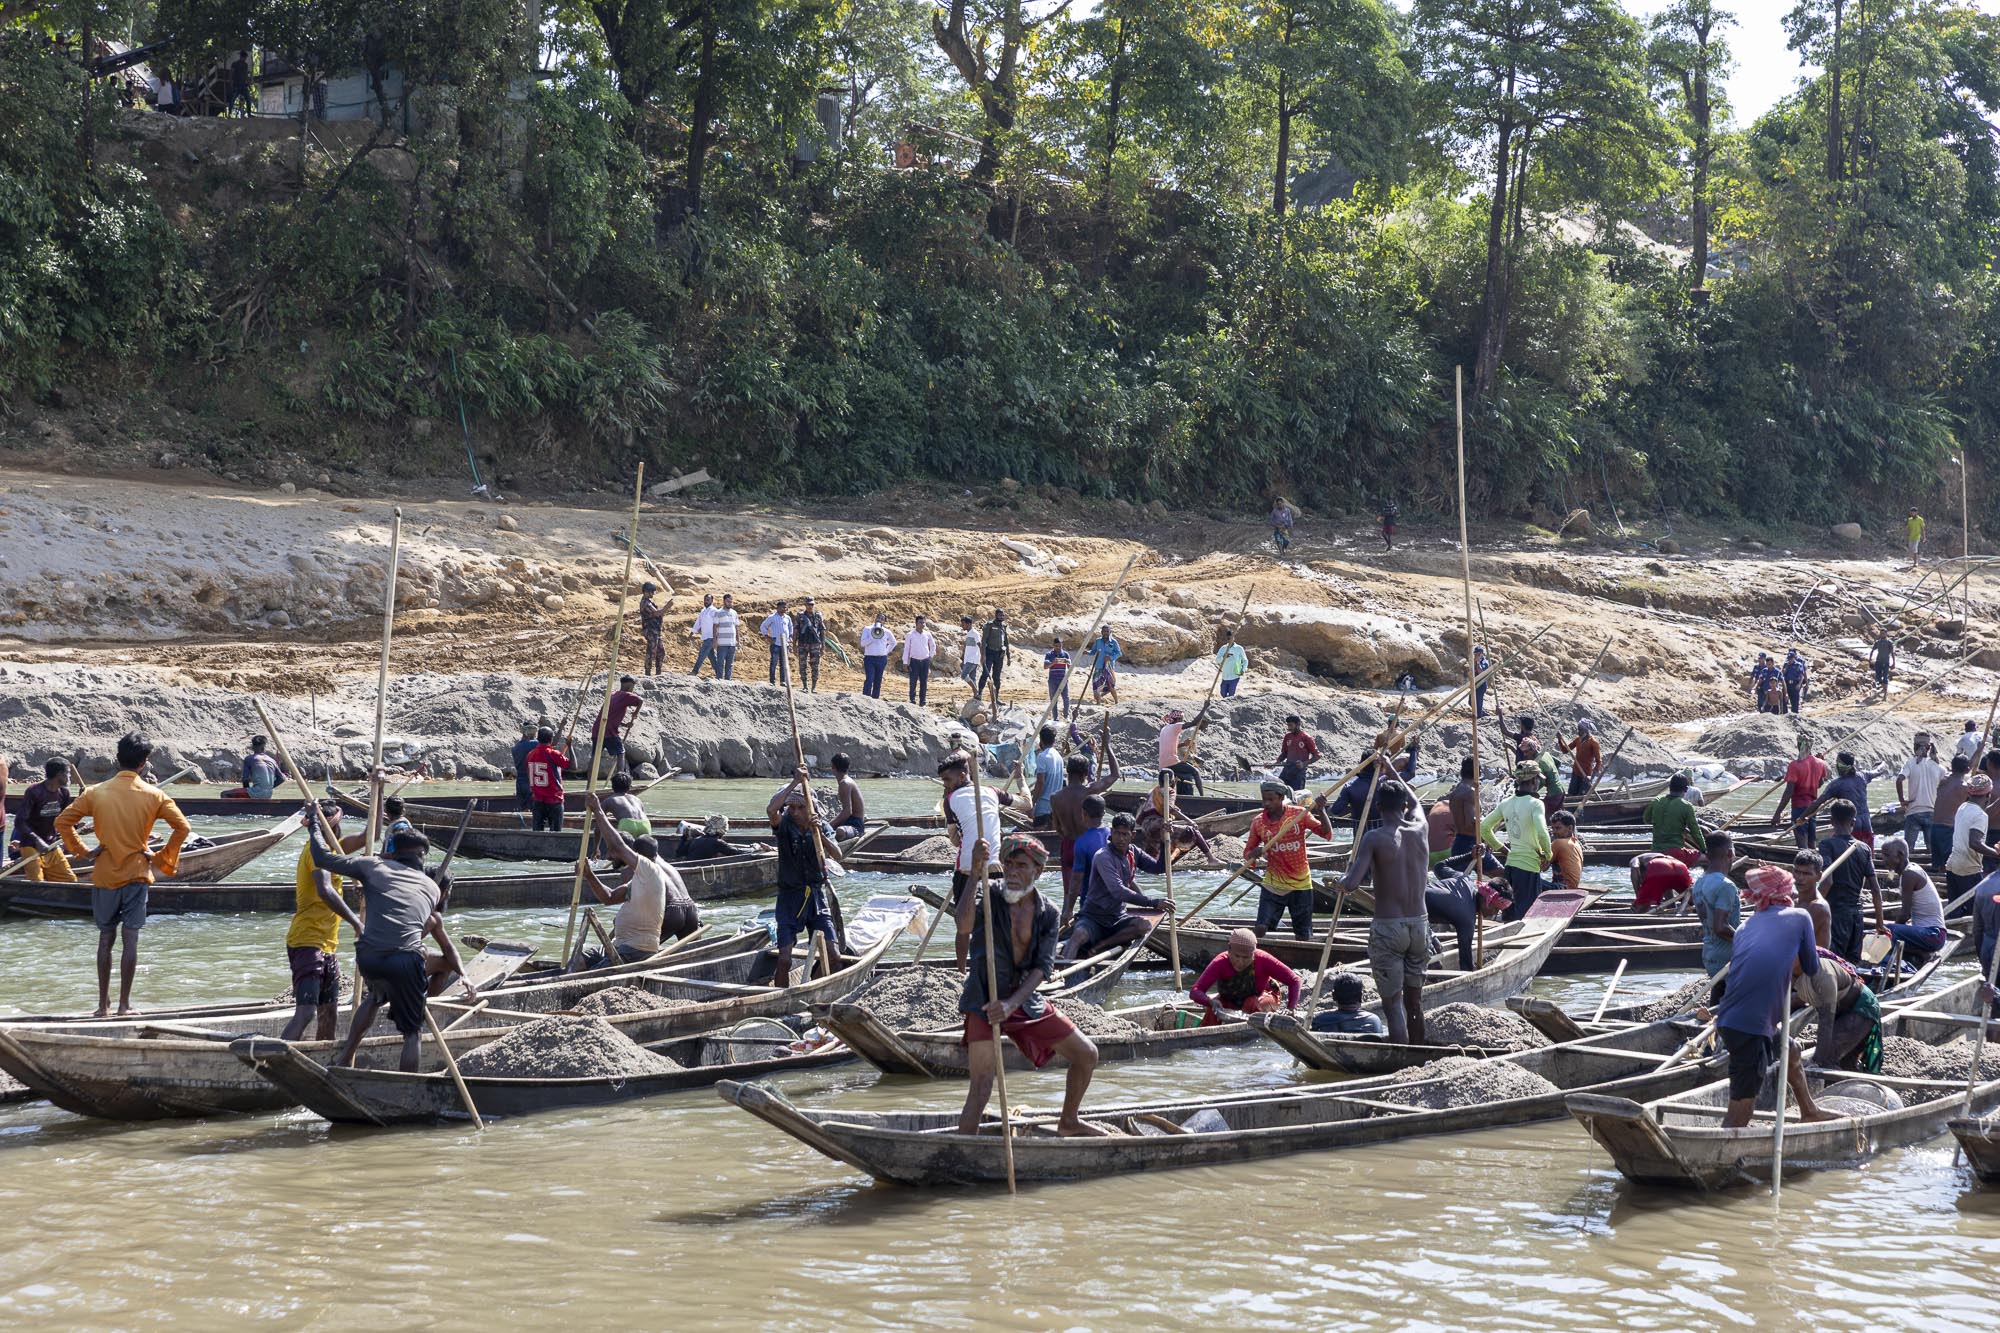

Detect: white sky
[1625, 0, 2000, 123]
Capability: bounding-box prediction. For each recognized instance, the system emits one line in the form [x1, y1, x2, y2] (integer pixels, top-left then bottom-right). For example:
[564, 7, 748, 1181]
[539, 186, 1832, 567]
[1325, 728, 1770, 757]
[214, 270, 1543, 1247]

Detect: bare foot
[91, 1006, 110, 1019]
[1801, 1107, 1841, 1123]
[1055, 1117, 1110, 1138]
[117, 1006, 138, 1017]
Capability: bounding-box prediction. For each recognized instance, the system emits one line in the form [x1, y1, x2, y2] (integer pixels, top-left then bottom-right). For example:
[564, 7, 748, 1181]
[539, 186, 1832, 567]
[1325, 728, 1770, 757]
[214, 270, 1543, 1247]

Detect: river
[2, 780, 1995, 1329]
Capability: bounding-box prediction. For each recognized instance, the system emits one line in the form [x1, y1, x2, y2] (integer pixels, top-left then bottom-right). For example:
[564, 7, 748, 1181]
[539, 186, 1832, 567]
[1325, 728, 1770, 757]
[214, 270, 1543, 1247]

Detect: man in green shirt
[1644, 773, 1704, 852]
[1477, 764, 1552, 921]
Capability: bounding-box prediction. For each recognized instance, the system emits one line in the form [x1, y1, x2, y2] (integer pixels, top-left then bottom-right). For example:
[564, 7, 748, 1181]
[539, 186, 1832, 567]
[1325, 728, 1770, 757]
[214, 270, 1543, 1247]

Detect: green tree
[1412, 0, 1667, 399]
[1648, 0, 1732, 299]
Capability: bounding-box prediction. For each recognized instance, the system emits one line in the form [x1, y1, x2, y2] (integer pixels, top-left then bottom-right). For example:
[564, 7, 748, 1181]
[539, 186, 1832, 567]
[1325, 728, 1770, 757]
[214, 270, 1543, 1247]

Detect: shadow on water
[651, 1176, 1026, 1229]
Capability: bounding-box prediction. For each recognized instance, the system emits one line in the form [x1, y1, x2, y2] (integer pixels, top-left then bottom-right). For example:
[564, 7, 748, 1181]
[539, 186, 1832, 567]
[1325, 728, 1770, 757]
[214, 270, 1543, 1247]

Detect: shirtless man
[830, 753, 866, 838]
[1789, 847, 1832, 946]
[1336, 784, 1432, 1043]
[1049, 721, 1120, 924]
[599, 770, 648, 837]
[1446, 757, 1479, 864]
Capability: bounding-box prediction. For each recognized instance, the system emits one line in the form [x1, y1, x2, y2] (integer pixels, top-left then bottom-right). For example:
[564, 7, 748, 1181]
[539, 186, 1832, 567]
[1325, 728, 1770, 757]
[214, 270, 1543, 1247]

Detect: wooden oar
[561, 467, 646, 964]
[556, 663, 597, 754]
[423, 1007, 485, 1130]
[965, 743, 1016, 1193]
[1970, 679, 2000, 771]
[1453, 369, 1482, 967]
[1591, 959, 1628, 1023]
[781, 633, 847, 955]
[365, 508, 404, 869]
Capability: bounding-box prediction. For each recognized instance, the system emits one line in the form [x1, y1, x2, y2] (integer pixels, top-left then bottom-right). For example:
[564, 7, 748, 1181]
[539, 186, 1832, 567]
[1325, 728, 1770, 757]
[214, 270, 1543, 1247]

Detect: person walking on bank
[640, 581, 668, 677]
[1214, 630, 1248, 699]
[55, 734, 191, 1017]
[1907, 507, 1926, 563]
[760, 600, 795, 686]
[903, 614, 938, 705]
[859, 613, 898, 700]
[959, 615, 981, 692]
[1871, 634, 1897, 695]
[689, 593, 717, 677]
[792, 597, 826, 693]
[977, 610, 1010, 708]
[1782, 649, 1809, 714]
[710, 594, 739, 679]
[1270, 497, 1295, 552]
[1085, 626, 1122, 707]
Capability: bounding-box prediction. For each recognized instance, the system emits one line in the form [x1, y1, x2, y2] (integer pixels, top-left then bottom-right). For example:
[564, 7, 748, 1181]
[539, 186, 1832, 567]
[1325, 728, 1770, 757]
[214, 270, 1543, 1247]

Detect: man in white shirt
[689, 594, 718, 677]
[1958, 723, 1985, 763]
[937, 749, 1027, 969]
[959, 615, 981, 689]
[710, 594, 740, 680]
[903, 615, 938, 705]
[760, 600, 795, 686]
[1946, 773, 1996, 898]
[859, 615, 898, 699]
[1897, 733, 1947, 857]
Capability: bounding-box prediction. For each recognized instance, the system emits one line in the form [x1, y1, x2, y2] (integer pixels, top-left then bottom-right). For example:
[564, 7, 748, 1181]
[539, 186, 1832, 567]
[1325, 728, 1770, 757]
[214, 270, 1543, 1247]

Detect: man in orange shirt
[55, 733, 191, 1016]
[1243, 780, 1331, 939]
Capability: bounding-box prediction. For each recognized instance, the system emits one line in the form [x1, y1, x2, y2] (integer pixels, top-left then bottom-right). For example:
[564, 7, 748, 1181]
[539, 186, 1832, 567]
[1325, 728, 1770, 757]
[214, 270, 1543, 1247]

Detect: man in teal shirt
[1214, 631, 1248, 699]
[1644, 773, 1704, 852]
[1688, 830, 1740, 976]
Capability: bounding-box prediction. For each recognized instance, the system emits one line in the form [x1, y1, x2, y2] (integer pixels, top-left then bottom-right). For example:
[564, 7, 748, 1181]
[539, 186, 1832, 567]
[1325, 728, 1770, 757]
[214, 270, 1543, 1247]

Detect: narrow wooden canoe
[232, 1026, 857, 1126]
[718, 1015, 1724, 1187]
[0, 925, 909, 1121]
[1948, 1115, 2000, 1180]
[22, 813, 308, 890]
[1568, 977, 2000, 1189]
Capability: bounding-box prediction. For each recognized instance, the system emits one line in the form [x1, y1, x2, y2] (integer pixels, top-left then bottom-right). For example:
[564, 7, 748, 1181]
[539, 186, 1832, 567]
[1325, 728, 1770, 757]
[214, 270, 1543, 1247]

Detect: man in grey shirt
[1337, 783, 1434, 1044]
[308, 817, 474, 1072]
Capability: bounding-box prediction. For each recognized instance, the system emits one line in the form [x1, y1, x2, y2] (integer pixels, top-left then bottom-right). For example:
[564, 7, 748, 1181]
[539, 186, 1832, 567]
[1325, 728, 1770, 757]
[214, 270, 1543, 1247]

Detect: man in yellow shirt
[1907, 507, 1925, 561]
[284, 800, 367, 1041]
[54, 733, 191, 1016]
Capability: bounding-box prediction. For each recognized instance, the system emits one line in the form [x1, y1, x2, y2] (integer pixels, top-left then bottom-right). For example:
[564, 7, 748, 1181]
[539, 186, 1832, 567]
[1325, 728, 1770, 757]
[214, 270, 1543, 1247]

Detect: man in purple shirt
[1059, 813, 1166, 962]
[1710, 865, 1837, 1129]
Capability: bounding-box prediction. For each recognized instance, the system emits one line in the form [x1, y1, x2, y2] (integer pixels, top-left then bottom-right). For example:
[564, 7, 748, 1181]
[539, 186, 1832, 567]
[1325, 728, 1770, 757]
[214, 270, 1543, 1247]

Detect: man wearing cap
[1425, 868, 1510, 971]
[1707, 865, 1834, 1129]
[956, 833, 1104, 1137]
[310, 817, 475, 1072]
[1558, 718, 1601, 798]
[792, 597, 827, 693]
[938, 749, 1028, 967]
[640, 580, 667, 676]
[1338, 783, 1433, 1044]
[1243, 779, 1331, 940]
[1477, 765, 1552, 921]
[1189, 927, 1301, 1025]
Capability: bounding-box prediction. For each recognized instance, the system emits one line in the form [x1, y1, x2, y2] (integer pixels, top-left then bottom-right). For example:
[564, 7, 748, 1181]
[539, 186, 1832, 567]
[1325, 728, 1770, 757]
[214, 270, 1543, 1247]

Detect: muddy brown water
[3, 796, 1995, 1329]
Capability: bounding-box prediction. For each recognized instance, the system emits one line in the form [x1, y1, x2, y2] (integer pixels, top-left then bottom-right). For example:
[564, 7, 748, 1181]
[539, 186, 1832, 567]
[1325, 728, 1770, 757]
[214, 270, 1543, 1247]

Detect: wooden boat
[719, 1014, 1724, 1187]
[0, 924, 909, 1121]
[0, 852, 779, 917]
[1568, 977, 2000, 1189]
[1948, 1114, 2000, 1180]
[232, 1025, 856, 1126]
[28, 813, 307, 890]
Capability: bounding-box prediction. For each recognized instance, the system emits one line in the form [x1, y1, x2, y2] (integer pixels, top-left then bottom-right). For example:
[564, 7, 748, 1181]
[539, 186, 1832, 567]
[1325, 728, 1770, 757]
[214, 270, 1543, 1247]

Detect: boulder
[496, 514, 519, 532]
[1656, 538, 1681, 555]
[1832, 522, 1866, 543]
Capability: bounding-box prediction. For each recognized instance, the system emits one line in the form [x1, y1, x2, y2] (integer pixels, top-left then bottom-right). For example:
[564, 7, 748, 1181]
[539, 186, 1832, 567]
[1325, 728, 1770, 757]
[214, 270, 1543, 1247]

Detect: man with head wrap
[1188, 927, 1302, 1025]
[1243, 779, 1331, 940]
[1708, 863, 1835, 1129]
[955, 833, 1104, 1137]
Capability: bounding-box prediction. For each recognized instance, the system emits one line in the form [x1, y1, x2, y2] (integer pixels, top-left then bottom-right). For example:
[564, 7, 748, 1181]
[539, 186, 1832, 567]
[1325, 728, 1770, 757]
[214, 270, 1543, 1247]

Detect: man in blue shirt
[1711, 864, 1835, 1129]
[509, 721, 538, 811]
[1030, 725, 1063, 829]
[1688, 830, 1740, 977]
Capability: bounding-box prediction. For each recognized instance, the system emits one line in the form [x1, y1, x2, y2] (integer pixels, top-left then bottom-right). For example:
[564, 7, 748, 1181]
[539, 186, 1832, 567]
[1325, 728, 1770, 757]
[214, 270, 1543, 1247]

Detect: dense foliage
[4, 0, 1999, 526]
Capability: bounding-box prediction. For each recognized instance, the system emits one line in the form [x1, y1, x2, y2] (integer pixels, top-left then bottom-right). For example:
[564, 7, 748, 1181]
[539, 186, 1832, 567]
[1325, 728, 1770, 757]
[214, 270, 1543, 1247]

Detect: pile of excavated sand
[853, 968, 965, 1030]
[570, 986, 696, 1017]
[456, 1016, 683, 1078]
[1629, 976, 1716, 1022]
[1877, 1036, 2000, 1100]
[1421, 1003, 1549, 1050]
[1048, 997, 1145, 1040]
[1377, 1056, 1559, 1109]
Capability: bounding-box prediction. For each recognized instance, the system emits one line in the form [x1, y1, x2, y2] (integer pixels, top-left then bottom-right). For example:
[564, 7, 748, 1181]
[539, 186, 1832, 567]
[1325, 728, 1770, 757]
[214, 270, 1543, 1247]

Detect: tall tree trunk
[1825, 0, 1844, 181]
[80, 16, 94, 171]
[686, 7, 720, 214]
[1472, 105, 1515, 401]
[1272, 71, 1291, 215]
[1690, 52, 1710, 296]
[1099, 16, 1127, 211]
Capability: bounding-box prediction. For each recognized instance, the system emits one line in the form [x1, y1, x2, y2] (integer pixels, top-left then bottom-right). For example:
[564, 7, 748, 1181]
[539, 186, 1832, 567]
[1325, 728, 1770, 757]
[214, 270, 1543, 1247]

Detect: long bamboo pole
[782, 650, 845, 964]
[1305, 762, 1386, 1021]
[1162, 778, 1182, 989]
[1456, 366, 1482, 966]
[560, 467, 645, 964]
[366, 508, 403, 863]
[966, 745, 1015, 1193]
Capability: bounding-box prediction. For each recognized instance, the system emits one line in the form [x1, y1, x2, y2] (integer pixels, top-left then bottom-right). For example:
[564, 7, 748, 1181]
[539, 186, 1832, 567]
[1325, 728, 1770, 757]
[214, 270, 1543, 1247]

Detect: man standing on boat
[284, 800, 369, 1041]
[1477, 765, 1552, 920]
[1818, 798, 1883, 964]
[939, 749, 1028, 967]
[1643, 773, 1704, 852]
[10, 758, 77, 882]
[766, 768, 843, 988]
[1706, 865, 1834, 1129]
[1777, 738, 1830, 848]
[1336, 783, 1432, 1045]
[593, 675, 644, 777]
[310, 821, 477, 1073]
[956, 833, 1104, 1138]
[1049, 722, 1121, 924]
[1243, 780, 1331, 940]
[1558, 718, 1601, 799]
[56, 733, 191, 1017]
[522, 726, 573, 832]
[1189, 928, 1302, 1024]
[510, 720, 538, 813]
